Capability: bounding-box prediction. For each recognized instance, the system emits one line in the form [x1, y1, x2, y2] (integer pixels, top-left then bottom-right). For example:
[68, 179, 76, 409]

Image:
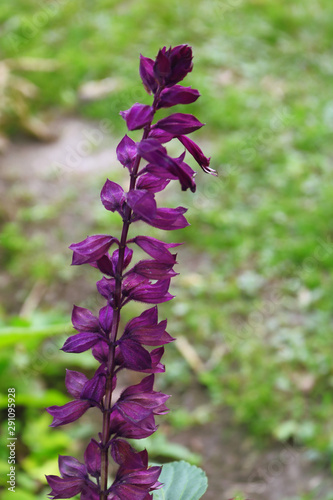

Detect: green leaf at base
[153, 460, 208, 500]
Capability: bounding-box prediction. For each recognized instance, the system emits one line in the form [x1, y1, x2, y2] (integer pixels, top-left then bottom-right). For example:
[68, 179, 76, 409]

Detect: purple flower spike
[120, 103, 154, 131]
[47, 44, 214, 499]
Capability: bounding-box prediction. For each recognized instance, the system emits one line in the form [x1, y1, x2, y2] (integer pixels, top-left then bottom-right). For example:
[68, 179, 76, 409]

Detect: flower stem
[99, 126, 151, 499]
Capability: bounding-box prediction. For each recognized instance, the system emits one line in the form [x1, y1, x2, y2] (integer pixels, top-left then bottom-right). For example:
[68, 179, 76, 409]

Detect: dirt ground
[2, 117, 333, 499]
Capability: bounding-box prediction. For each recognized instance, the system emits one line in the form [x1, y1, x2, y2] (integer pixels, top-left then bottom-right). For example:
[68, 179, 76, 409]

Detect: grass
[1, 0, 333, 497]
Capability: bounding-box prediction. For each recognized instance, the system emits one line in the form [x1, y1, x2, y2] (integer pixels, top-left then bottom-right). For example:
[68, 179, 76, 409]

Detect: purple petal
[70, 235, 116, 265]
[116, 346, 166, 373]
[46, 475, 84, 499]
[154, 112, 204, 135]
[71, 305, 99, 333]
[116, 135, 137, 171]
[136, 138, 167, 164]
[126, 306, 159, 330]
[125, 313, 174, 346]
[92, 340, 109, 364]
[121, 374, 154, 396]
[111, 438, 135, 466]
[130, 235, 181, 264]
[110, 409, 157, 439]
[148, 128, 174, 143]
[127, 189, 157, 222]
[81, 373, 106, 405]
[172, 155, 197, 192]
[47, 400, 90, 427]
[147, 207, 189, 230]
[84, 440, 101, 478]
[65, 370, 88, 399]
[157, 85, 200, 109]
[139, 55, 158, 94]
[80, 484, 100, 500]
[126, 278, 174, 304]
[111, 247, 133, 274]
[96, 276, 115, 304]
[136, 173, 170, 193]
[153, 47, 171, 85]
[112, 483, 153, 500]
[61, 332, 100, 353]
[164, 44, 193, 87]
[118, 339, 152, 371]
[178, 134, 216, 174]
[130, 259, 177, 280]
[100, 179, 125, 213]
[96, 254, 114, 276]
[58, 455, 86, 478]
[145, 347, 165, 373]
[120, 103, 154, 131]
[99, 304, 113, 335]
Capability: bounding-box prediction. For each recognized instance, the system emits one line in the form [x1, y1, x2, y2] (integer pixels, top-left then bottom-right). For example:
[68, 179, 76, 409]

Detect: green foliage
[1, 0, 333, 496]
[153, 461, 208, 500]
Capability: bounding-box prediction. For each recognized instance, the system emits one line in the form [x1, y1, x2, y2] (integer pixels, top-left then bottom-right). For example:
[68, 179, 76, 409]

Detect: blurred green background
[1, 1, 333, 499]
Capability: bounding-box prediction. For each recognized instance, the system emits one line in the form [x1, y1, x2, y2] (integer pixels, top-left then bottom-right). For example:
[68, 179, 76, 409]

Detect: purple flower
[120, 103, 154, 131]
[100, 179, 126, 214]
[46, 369, 106, 426]
[47, 400, 91, 428]
[136, 173, 170, 193]
[46, 455, 99, 500]
[129, 258, 178, 280]
[116, 135, 137, 171]
[139, 55, 158, 95]
[115, 346, 166, 374]
[153, 44, 193, 87]
[69, 235, 118, 265]
[126, 189, 157, 221]
[110, 408, 158, 439]
[179, 134, 217, 175]
[108, 442, 162, 499]
[129, 235, 181, 264]
[113, 375, 169, 424]
[61, 305, 112, 353]
[153, 112, 204, 135]
[137, 138, 196, 192]
[147, 206, 189, 230]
